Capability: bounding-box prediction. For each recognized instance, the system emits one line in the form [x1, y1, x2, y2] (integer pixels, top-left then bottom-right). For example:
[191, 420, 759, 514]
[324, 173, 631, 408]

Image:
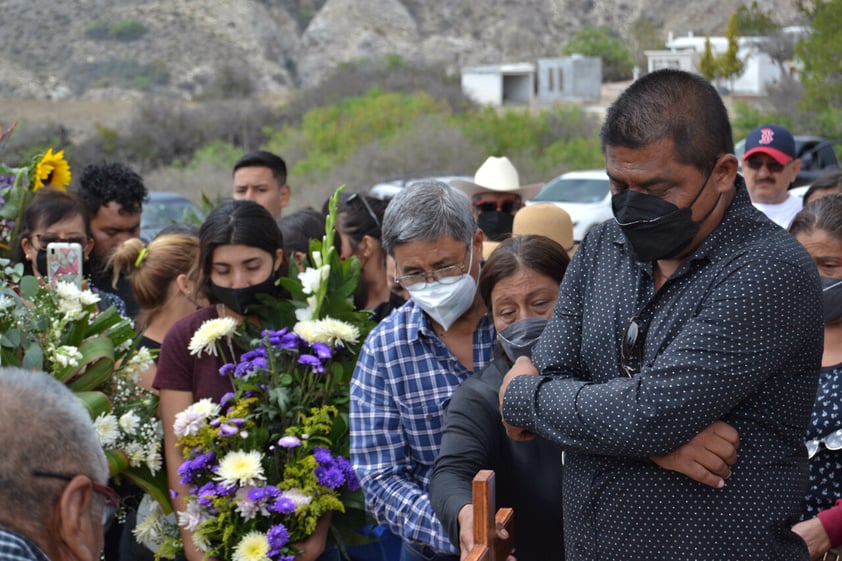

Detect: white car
[528, 170, 611, 242]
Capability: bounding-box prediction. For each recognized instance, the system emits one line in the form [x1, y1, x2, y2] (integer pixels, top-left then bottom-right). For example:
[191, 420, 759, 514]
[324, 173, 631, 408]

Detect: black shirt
[503, 180, 823, 560]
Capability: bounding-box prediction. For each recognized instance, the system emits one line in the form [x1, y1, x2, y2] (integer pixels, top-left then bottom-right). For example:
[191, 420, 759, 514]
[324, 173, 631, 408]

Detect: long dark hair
[478, 235, 570, 311]
[197, 200, 288, 301]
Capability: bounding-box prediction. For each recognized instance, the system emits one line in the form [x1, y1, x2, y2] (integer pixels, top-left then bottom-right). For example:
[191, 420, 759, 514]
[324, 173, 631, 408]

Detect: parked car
[528, 170, 611, 242]
[140, 191, 204, 241]
[735, 135, 841, 187]
[369, 175, 474, 200]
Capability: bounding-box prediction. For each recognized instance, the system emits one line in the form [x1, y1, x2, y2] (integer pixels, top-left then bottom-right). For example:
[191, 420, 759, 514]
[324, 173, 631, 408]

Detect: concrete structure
[536, 56, 602, 102]
[645, 30, 804, 95]
[461, 56, 602, 107]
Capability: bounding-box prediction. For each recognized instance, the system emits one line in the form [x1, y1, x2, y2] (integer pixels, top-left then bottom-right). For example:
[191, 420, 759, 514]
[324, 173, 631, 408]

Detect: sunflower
[32, 148, 71, 191]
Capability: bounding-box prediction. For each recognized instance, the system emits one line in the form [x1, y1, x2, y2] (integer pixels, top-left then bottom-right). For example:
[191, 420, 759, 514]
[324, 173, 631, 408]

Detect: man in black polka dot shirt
[500, 69, 823, 560]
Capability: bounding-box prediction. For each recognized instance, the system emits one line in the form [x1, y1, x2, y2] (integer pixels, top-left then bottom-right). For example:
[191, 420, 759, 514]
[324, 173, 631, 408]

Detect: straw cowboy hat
[452, 156, 521, 197]
[482, 203, 576, 259]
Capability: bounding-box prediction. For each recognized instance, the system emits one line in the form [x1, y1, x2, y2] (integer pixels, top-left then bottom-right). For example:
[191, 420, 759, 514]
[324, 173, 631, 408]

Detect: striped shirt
[0, 529, 51, 561]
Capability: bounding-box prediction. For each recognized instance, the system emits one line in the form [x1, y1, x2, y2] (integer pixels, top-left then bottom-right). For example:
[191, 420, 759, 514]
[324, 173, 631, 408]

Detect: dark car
[736, 135, 841, 187]
[140, 192, 203, 240]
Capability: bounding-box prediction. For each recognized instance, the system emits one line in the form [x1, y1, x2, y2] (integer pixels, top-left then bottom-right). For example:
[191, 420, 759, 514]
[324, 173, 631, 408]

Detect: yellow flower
[32, 148, 72, 191]
[232, 531, 270, 561]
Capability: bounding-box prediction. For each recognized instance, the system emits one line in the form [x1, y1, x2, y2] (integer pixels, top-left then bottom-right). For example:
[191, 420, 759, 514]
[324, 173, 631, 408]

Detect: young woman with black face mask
[153, 200, 345, 561]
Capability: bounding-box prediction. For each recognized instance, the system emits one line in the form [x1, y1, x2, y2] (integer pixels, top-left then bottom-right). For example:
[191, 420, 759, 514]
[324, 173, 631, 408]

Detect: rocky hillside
[0, 0, 803, 100]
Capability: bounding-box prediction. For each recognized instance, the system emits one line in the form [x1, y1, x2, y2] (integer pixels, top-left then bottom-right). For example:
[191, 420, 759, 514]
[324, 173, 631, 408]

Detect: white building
[645, 30, 802, 95]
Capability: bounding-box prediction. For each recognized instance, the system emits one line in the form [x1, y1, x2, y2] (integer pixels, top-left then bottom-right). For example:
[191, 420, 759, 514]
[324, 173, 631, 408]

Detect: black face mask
[822, 276, 842, 324]
[35, 249, 48, 277]
[208, 274, 277, 315]
[477, 211, 515, 242]
[497, 317, 549, 363]
[611, 164, 718, 262]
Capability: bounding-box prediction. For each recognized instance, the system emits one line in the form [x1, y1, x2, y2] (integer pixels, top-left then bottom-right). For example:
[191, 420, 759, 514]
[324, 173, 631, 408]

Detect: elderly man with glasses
[0, 367, 115, 561]
[742, 123, 803, 228]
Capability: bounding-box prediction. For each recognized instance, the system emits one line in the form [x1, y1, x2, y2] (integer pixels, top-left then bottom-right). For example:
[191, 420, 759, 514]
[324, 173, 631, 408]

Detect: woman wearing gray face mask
[789, 193, 842, 559]
[430, 234, 570, 561]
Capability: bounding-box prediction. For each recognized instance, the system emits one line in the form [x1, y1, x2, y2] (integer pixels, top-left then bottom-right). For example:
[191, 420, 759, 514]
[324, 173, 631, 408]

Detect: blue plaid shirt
[0, 529, 51, 561]
[350, 300, 496, 553]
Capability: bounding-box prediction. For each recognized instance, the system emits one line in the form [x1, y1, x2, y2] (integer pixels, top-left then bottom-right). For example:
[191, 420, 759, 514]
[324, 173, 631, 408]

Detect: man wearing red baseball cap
[742, 123, 802, 228]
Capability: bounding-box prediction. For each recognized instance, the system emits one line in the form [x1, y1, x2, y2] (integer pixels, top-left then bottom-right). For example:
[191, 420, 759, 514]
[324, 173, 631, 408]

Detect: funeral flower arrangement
[0, 259, 168, 509]
[157, 189, 373, 560]
[0, 122, 73, 259]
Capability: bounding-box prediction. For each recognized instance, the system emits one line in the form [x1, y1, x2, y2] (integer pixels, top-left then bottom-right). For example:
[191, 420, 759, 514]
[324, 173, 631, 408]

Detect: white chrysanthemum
[173, 399, 220, 437]
[93, 414, 120, 448]
[281, 488, 313, 509]
[215, 450, 266, 488]
[188, 317, 239, 357]
[298, 267, 322, 295]
[125, 442, 145, 466]
[54, 281, 82, 302]
[119, 411, 140, 435]
[134, 501, 163, 547]
[53, 345, 83, 369]
[78, 288, 101, 306]
[192, 532, 211, 553]
[293, 319, 320, 343]
[0, 294, 15, 312]
[232, 530, 270, 561]
[294, 317, 359, 346]
[146, 446, 163, 475]
[178, 501, 204, 532]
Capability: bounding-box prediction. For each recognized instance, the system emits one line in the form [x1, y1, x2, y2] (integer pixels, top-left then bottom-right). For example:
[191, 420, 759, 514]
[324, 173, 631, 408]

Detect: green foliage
[730, 100, 795, 140]
[719, 14, 745, 90]
[698, 35, 719, 81]
[560, 27, 634, 81]
[69, 59, 170, 93]
[188, 140, 244, 171]
[265, 88, 447, 178]
[85, 19, 147, 41]
[796, 0, 842, 112]
[734, 0, 780, 36]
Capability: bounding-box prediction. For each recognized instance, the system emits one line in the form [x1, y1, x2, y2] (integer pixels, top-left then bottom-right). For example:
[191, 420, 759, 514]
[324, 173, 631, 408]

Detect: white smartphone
[47, 242, 84, 289]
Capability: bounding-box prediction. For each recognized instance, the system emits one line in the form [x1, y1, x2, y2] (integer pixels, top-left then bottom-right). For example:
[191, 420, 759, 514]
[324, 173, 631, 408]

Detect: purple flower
[277, 435, 301, 448]
[335, 456, 360, 491]
[248, 486, 281, 503]
[315, 465, 346, 489]
[197, 482, 220, 508]
[220, 392, 235, 407]
[271, 496, 296, 514]
[311, 342, 332, 360]
[313, 447, 332, 465]
[217, 424, 239, 437]
[271, 331, 300, 350]
[267, 523, 290, 555]
[298, 354, 324, 373]
[169, 488, 178, 499]
[219, 363, 236, 377]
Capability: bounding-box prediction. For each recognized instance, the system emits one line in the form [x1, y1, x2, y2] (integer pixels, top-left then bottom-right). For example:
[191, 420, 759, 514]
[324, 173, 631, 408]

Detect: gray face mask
[496, 317, 548, 363]
[822, 276, 842, 324]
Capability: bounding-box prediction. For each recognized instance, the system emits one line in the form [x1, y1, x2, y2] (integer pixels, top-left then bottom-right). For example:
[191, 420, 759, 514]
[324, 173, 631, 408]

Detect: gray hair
[381, 180, 476, 255]
[0, 368, 107, 536]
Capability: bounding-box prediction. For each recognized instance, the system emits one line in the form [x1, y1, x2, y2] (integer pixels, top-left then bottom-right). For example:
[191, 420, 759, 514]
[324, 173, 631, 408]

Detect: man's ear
[57, 476, 98, 561]
[714, 154, 739, 193]
[279, 184, 292, 209]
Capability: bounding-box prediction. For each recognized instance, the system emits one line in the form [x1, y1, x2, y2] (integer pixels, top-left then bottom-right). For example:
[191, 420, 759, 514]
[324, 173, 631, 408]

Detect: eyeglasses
[347, 193, 380, 228]
[34, 234, 88, 249]
[395, 245, 471, 289]
[806, 429, 842, 459]
[32, 470, 121, 530]
[472, 196, 523, 214]
[619, 317, 644, 377]
[744, 157, 791, 174]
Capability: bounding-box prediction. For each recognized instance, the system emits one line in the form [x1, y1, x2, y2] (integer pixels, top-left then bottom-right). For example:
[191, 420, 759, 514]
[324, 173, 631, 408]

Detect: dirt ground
[0, 98, 137, 143]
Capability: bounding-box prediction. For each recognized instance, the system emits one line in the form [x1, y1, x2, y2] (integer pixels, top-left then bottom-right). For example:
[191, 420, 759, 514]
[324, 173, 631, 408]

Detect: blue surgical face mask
[496, 317, 548, 362]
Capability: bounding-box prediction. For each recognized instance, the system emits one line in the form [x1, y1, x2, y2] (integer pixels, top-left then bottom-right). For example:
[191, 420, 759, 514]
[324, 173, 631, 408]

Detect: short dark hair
[197, 200, 288, 301]
[78, 162, 148, 216]
[601, 69, 734, 173]
[16, 189, 91, 275]
[803, 169, 842, 206]
[279, 208, 325, 258]
[233, 151, 287, 186]
[478, 235, 570, 311]
[790, 192, 842, 244]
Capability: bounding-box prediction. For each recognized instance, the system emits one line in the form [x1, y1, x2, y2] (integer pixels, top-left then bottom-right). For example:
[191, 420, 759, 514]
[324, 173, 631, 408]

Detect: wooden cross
[464, 470, 515, 561]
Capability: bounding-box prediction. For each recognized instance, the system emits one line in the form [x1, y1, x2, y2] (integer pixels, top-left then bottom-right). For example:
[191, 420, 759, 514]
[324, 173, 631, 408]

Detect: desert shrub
[84, 19, 146, 41]
[200, 64, 256, 100]
[69, 59, 169, 93]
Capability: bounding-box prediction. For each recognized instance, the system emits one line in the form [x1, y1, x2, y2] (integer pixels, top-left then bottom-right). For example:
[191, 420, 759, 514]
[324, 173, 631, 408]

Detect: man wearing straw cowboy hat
[453, 156, 527, 244]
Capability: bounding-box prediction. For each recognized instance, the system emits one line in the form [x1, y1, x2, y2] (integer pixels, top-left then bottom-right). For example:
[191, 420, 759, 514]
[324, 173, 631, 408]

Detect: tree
[734, 0, 779, 36]
[796, 0, 842, 111]
[627, 17, 666, 73]
[718, 13, 745, 94]
[698, 35, 719, 82]
[560, 27, 634, 82]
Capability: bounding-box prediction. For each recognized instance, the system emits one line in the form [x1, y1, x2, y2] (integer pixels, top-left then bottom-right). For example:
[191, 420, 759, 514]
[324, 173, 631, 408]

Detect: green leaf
[66, 337, 115, 390]
[122, 466, 173, 514]
[105, 449, 130, 477]
[75, 390, 112, 418]
[18, 275, 39, 299]
[22, 343, 43, 370]
[1, 328, 21, 347]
